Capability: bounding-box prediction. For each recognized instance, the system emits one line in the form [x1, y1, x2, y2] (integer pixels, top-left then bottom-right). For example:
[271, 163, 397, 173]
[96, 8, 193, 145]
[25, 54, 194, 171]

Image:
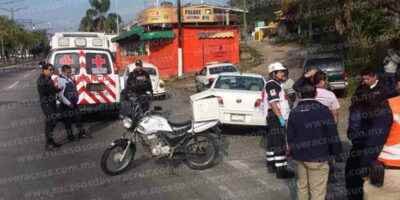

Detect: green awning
[142, 31, 175, 41]
[112, 26, 174, 43]
[111, 26, 144, 42]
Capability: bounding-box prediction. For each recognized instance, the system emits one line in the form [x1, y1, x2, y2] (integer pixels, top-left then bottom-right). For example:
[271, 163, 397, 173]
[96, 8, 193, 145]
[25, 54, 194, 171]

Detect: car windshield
[54, 52, 112, 75]
[209, 65, 237, 74]
[214, 76, 264, 91]
[304, 58, 343, 70]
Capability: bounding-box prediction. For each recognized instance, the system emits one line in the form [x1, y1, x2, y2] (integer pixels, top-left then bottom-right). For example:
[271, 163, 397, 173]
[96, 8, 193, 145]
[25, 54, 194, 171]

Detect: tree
[79, 0, 122, 33]
[0, 16, 48, 61]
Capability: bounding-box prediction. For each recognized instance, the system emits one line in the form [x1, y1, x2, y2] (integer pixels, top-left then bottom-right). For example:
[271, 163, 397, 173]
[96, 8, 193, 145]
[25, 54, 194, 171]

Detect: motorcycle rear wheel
[184, 134, 219, 170]
[101, 141, 135, 176]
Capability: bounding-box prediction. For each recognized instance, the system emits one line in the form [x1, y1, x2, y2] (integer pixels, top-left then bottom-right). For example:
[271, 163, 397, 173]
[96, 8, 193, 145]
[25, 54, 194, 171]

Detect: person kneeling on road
[363, 72, 400, 200]
[58, 65, 90, 141]
[287, 83, 343, 200]
[264, 62, 295, 179]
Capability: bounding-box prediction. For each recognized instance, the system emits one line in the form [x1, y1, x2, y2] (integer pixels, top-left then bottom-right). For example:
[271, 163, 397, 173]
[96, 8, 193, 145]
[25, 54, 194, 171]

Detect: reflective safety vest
[261, 80, 291, 120]
[378, 96, 400, 167]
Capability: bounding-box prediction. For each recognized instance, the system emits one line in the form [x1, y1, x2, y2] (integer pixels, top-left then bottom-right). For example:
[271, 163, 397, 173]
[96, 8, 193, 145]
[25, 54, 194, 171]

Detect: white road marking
[7, 81, 19, 90]
[23, 69, 36, 78]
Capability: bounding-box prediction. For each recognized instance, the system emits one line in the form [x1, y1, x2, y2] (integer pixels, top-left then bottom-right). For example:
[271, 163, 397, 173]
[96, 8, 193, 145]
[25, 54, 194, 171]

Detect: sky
[0, 0, 227, 32]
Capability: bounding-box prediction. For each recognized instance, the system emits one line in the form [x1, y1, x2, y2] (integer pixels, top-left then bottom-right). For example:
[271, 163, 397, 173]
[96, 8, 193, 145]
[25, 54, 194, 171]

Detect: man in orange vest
[364, 72, 400, 199]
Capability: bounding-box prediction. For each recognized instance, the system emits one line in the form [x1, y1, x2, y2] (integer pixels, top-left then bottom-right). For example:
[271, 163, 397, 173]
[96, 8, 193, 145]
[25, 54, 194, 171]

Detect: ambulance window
[86, 53, 111, 74]
[54, 53, 80, 74]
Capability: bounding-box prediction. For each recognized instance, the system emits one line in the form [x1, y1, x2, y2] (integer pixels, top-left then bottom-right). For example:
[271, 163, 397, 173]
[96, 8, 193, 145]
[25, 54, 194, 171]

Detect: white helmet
[268, 62, 287, 74]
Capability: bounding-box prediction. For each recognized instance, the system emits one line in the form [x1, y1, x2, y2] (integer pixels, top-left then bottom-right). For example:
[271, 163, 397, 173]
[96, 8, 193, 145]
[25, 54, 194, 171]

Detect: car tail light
[217, 96, 224, 105]
[255, 99, 262, 107]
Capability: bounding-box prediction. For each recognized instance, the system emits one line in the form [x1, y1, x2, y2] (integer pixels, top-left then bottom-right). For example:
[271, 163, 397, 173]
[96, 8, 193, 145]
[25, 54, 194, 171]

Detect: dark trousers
[345, 142, 366, 200]
[60, 104, 83, 133]
[265, 110, 288, 168]
[41, 104, 59, 143]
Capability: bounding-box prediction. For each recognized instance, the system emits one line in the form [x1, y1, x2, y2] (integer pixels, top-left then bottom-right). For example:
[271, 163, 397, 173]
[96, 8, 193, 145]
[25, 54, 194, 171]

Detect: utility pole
[243, 0, 248, 41]
[115, 0, 120, 34]
[177, 0, 183, 78]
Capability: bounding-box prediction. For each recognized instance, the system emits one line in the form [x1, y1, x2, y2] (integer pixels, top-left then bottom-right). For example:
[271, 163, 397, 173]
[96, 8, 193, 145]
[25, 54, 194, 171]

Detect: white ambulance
[47, 32, 120, 113]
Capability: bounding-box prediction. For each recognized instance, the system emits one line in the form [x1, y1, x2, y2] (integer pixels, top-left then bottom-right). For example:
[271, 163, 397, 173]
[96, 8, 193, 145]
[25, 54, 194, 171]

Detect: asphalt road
[0, 64, 346, 200]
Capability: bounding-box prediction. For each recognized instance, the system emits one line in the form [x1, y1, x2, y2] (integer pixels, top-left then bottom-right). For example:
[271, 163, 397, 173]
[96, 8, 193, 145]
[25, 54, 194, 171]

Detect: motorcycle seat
[168, 120, 192, 134]
[168, 120, 192, 127]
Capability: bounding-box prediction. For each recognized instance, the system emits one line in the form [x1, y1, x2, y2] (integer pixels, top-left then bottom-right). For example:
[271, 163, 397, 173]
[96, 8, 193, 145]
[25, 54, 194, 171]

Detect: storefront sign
[138, 7, 177, 25]
[198, 31, 235, 39]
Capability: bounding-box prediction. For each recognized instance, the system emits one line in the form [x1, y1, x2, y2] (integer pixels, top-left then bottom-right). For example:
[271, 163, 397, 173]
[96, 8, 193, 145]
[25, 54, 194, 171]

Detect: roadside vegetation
[230, 0, 400, 96]
[0, 16, 49, 65]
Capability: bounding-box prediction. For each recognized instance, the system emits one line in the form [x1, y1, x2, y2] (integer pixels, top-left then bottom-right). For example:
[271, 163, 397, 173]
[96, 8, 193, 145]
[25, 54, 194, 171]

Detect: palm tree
[79, 0, 122, 33]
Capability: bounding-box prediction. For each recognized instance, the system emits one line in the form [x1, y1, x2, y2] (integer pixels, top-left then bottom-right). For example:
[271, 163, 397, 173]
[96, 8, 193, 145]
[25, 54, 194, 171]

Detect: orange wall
[115, 29, 178, 76]
[115, 26, 240, 78]
[183, 26, 240, 73]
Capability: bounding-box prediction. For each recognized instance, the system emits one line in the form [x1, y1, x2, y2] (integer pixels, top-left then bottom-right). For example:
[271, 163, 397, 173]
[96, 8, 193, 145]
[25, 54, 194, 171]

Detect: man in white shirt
[294, 69, 340, 122]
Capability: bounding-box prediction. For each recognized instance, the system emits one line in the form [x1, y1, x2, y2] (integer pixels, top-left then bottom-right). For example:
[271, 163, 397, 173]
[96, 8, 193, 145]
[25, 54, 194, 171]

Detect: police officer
[264, 62, 295, 179]
[125, 60, 153, 112]
[58, 65, 88, 141]
[345, 69, 393, 200]
[37, 63, 61, 151]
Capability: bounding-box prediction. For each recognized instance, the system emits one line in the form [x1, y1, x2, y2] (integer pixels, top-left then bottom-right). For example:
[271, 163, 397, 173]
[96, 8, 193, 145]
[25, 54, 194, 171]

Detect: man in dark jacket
[345, 69, 393, 200]
[37, 63, 61, 150]
[125, 60, 153, 112]
[287, 83, 343, 200]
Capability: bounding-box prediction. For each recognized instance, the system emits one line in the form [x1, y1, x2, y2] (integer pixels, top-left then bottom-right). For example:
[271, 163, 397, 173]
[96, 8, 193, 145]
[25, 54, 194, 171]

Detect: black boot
[67, 130, 75, 141]
[266, 161, 276, 173]
[276, 166, 295, 179]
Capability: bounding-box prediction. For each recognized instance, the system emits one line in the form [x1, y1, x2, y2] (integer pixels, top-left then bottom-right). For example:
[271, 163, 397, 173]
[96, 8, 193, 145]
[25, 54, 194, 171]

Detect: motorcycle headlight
[122, 117, 133, 129]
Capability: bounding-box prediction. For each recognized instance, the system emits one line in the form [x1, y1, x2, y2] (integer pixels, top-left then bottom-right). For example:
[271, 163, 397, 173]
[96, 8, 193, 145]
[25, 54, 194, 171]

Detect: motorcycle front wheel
[184, 134, 219, 170]
[101, 140, 136, 176]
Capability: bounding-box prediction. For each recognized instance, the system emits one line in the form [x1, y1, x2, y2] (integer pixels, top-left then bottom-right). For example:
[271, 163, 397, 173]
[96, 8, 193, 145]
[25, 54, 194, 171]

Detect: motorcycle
[100, 94, 221, 176]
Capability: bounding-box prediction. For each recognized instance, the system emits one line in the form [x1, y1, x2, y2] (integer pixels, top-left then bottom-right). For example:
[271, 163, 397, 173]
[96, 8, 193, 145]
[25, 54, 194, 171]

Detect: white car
[120, 62, 167, 99]
[191, 73, 267, 126]
[195, 62, 240, 92]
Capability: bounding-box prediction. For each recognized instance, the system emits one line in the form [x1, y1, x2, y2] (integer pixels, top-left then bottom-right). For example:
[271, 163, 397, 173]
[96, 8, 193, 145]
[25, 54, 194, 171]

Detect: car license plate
[231, 114, 245, 122]
[87, 83, 105, 91]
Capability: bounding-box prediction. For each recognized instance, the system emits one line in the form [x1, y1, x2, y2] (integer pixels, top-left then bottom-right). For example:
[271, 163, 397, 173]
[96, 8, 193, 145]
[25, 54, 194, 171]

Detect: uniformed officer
[125, 60, 153, 112]
[345, 69, 393, 200]
[58, 65, 88, 141]
[37, 63, 62, 151]
[264, 62, 295, 179]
